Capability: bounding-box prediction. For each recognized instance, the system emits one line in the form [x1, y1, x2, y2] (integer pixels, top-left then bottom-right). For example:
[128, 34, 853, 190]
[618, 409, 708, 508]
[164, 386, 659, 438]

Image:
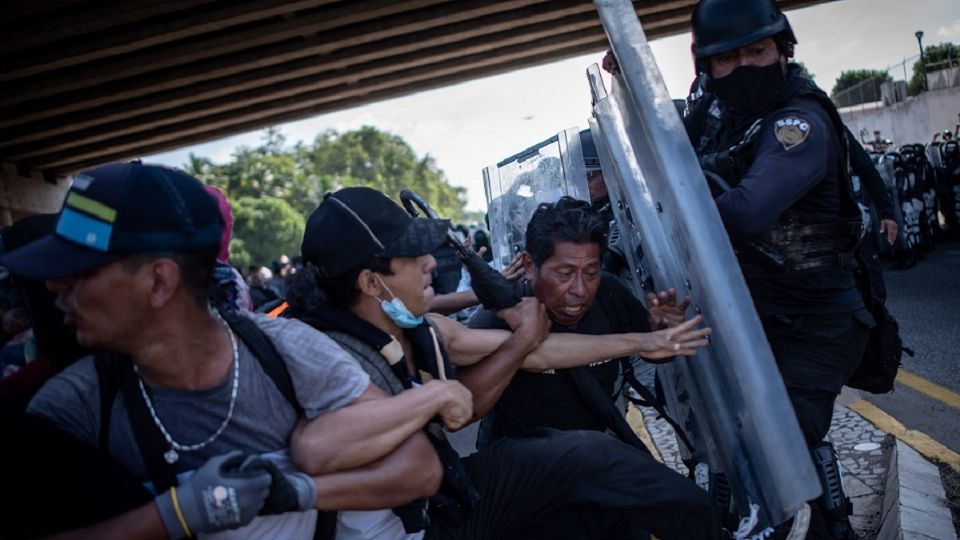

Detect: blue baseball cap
[0, 161, 221, 280]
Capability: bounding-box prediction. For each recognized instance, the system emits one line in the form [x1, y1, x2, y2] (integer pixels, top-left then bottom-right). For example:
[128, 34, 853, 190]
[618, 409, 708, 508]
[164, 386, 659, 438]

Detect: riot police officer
[685, 1, 874, 538]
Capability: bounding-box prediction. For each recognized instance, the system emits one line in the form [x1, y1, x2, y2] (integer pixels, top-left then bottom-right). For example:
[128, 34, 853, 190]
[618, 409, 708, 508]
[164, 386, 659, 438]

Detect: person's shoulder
[769, 97, 832, 129]
[246, 312, 339, 349]
[31, 354, 98, 397]
[758, 99, 832, 155]
[26, 354, 100, 444]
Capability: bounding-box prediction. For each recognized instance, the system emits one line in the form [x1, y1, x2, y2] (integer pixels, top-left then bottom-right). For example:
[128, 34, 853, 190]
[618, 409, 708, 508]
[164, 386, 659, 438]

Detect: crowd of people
[0, 0, 937, 539]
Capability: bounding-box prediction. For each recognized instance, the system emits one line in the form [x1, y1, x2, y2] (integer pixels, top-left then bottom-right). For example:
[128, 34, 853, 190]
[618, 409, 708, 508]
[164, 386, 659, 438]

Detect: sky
[147, 0, 960, 212]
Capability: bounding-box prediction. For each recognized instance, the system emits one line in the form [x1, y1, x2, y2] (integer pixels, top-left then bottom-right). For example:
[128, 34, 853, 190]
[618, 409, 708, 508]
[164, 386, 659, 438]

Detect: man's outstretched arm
[430, 312, 710, 372]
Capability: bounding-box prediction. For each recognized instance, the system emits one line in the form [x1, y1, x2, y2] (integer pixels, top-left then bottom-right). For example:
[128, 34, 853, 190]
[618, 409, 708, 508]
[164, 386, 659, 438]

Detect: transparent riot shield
[591, 0, 821, 529]
[482, 128, 590, 269]
[926, 142, 944, 170]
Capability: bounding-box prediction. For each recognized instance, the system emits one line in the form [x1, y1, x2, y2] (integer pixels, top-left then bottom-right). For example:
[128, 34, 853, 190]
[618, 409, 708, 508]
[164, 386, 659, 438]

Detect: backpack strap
[620, 359, 696, 454]
[95, 351, 180, 493]
[218, 308, 301, 415]
[95, 355, 120, 453]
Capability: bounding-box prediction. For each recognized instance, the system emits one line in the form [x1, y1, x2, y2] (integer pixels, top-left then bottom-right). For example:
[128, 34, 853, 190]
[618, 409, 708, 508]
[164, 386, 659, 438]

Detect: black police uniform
[686, 66, 874, 448]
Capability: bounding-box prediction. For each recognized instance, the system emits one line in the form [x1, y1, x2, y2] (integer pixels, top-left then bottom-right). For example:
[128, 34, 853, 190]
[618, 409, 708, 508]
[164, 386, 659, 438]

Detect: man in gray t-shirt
[2, 162, 465, 539]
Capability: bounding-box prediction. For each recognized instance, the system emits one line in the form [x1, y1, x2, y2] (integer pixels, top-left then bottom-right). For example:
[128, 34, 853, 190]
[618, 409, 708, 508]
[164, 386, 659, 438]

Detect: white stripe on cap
[327, 196, 385, 250]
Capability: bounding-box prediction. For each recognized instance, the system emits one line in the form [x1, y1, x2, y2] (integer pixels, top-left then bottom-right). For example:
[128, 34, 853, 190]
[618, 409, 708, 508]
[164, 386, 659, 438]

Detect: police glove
[700, 118, 763, 185]
[238, 456, 318, 515]
[155, 451, 271, 539]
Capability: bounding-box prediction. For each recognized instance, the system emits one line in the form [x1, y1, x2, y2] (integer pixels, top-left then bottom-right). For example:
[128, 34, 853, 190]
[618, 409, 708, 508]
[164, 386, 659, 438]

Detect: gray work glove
[238, 457, 318, 515]
[155, 451, 271, 539]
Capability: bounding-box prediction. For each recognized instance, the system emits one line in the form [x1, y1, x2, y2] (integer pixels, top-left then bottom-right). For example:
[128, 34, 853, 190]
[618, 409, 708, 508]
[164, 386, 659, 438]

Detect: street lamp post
[915, 30, 928, 92]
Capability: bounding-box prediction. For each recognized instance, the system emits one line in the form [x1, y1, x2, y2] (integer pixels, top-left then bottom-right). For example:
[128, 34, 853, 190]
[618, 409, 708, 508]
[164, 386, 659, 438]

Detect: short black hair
[286, 257, 393, 314]
[123, 246, 220, 307]
[525, 197, 608, 267]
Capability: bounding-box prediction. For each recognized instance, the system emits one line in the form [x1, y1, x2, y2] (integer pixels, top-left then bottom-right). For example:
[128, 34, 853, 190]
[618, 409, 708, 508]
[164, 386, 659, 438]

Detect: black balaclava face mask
[706, 62, 785, 116]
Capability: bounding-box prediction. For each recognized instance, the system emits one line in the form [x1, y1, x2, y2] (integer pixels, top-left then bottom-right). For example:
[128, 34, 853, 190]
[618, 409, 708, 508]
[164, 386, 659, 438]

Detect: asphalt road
[863, 239, 960, 453]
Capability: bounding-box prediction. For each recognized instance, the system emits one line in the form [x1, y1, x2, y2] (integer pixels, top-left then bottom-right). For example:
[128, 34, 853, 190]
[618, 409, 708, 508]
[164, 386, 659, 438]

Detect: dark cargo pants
[428, 428, 719, 540]
[763, 310, 872, 539]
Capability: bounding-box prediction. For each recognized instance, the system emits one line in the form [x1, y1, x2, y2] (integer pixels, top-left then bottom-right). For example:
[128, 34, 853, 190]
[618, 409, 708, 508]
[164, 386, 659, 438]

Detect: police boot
[811, 442, 857, 540]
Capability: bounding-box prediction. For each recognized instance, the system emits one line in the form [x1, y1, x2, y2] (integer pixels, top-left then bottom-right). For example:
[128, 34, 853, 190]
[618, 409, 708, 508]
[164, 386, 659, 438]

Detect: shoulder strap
[94, 351, 181, 492]
[218, 309, 301, 416]
[324, 330, 407, 396]
[95, 354, 121, 452]
[620, 359, 695, 453]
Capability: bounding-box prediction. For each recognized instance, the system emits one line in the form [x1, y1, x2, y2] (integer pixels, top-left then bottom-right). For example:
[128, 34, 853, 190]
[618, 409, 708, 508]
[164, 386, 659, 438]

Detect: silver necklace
[134, 311, 240, 464]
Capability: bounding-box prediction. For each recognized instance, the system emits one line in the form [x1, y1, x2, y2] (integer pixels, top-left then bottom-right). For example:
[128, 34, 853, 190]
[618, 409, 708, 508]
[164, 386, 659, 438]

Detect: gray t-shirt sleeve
[26, 355, 101, 447]
[250, 314, 371, 420]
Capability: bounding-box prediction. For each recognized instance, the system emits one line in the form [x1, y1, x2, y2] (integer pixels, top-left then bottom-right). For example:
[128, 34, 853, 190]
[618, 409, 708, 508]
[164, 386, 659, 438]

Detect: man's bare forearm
[523, 333, 639, 371]
[291, 383, 460, 474]
[428, 290, 479, 315]
[312, 432, 443, 510]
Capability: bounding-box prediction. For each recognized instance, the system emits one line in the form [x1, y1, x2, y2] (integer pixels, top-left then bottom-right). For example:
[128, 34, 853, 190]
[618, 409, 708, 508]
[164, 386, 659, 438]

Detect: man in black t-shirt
[467, 196, 716, 538]
[467, 197, 705, 442]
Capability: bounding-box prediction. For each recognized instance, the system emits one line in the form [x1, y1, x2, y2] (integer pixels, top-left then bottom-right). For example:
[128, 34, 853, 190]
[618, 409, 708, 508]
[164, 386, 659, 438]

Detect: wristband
[170, 486, 193, 538]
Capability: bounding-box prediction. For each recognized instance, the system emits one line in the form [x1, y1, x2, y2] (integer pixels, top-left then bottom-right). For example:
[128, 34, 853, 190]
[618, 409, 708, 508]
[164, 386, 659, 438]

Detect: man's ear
[146, 258, 182, 309]
[521, 252, 536, 279]
[356, 268, 382, 298]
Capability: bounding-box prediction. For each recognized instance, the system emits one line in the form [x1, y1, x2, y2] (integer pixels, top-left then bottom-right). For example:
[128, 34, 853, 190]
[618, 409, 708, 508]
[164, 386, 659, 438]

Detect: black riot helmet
[691, 0, 797, 74]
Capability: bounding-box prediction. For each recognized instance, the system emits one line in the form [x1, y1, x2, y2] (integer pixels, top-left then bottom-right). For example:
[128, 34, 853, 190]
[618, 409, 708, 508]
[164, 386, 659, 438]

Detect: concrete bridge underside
[0, 0, 837, 191]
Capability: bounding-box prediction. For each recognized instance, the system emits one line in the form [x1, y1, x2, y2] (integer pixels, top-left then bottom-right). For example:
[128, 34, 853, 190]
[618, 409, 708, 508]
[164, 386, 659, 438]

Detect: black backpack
[846, 258, 913, 394]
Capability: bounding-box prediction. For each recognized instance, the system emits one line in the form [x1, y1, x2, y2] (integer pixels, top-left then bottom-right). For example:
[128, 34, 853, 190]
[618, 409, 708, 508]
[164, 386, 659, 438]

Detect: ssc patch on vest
[774, 117, 810, 151]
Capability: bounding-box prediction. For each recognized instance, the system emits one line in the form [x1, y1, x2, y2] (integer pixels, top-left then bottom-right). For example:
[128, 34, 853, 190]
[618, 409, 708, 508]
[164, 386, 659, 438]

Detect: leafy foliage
[182, 126, 466, 268]
[228, 196, 305, 271]
[908, 42, 959, 96]
[831, 69, 892, 97]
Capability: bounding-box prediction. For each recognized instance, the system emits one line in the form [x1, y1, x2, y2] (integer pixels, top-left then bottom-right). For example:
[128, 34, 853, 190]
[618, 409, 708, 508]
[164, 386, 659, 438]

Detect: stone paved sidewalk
[630, 396, 891, 537]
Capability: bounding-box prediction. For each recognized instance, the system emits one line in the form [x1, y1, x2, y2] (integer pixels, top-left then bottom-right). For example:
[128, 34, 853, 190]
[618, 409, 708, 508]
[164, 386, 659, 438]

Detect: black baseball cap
[301, 187, 449, 278]
[0, 161, 220, 280]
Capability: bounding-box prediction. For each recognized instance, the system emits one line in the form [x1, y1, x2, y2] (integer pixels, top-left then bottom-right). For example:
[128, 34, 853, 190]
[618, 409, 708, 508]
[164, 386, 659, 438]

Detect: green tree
[229, 196, 305, 269]
[831, 69, 892, 97]
[182, 125, 468, 267]
[908, 42, 959, 95]
[306, 126, 466, 221]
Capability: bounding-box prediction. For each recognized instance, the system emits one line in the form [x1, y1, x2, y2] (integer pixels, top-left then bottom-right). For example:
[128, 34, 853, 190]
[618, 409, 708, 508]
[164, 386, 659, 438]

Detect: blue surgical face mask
[375, 275, 424, 329]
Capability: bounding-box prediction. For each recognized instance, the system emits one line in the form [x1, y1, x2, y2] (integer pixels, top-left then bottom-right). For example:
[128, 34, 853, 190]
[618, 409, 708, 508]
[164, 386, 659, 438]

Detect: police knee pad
[811, 442, 854, 537]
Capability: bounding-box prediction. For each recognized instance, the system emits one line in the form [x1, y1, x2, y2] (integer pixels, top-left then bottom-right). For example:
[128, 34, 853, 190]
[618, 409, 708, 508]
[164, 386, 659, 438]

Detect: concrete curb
[878, 440, 957, 540]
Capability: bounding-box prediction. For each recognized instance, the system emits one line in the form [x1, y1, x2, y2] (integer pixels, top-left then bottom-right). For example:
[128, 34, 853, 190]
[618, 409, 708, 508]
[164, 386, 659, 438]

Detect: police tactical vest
[690, 70, 862, 275]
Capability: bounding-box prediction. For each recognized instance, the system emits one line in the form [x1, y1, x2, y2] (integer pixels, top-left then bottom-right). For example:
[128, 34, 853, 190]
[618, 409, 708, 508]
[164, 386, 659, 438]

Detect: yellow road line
[626, 403, 663, 462]
[896, 370, 960, 411]
[849, 399, 960, 472]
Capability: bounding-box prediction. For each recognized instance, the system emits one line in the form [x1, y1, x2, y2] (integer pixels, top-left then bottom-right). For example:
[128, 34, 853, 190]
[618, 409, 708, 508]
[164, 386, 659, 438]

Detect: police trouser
[427, 429, 719, 540]
[762, 310, 872, 539]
